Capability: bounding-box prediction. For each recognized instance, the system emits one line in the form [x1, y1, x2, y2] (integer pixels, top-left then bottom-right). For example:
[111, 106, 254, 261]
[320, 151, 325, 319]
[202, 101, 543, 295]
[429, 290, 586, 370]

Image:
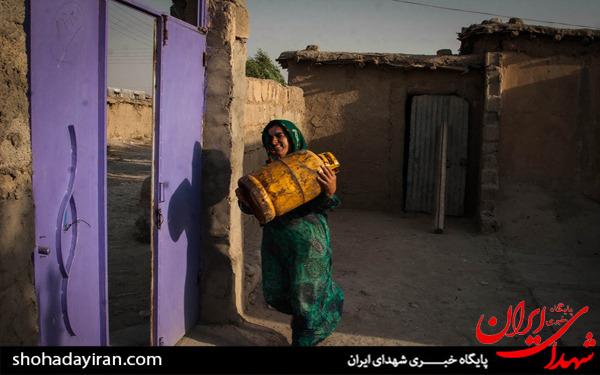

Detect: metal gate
[30, 0, 109, 346]
[30, 0, 207, 346]
[152, 13, 206, 347]
[405, 95, 469, 216]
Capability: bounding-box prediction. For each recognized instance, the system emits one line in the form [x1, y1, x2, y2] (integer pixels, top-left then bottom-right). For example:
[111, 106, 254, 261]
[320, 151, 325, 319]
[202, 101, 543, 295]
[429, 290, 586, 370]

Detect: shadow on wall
[167, 141, 203, 329]
[309, 132, 393, 212]
[198, 147, 235, 321]
[500, 68, 599, 199]
[241, 138, 267, 247]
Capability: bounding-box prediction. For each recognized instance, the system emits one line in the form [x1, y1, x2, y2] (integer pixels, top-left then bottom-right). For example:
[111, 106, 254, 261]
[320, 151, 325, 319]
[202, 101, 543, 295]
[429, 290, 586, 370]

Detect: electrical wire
[390, 0, 600, 30]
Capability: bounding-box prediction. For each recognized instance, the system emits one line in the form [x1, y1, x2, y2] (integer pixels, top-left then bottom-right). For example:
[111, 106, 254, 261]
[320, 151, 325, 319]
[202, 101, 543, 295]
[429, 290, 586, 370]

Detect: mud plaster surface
[106, 141, 600, 347]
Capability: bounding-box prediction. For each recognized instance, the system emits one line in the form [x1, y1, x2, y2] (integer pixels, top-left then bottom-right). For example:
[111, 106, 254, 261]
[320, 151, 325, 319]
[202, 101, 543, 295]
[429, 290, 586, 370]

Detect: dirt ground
[107, 140, 152, 346]
[106, 140, 600, 347]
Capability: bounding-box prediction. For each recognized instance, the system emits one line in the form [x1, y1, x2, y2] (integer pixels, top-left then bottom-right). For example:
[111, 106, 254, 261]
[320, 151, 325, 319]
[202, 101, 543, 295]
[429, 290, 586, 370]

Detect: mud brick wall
[282, 53, 484, 216]
[499, 51, 600, 202]
[106, 96, 153, 141]
[241, 77, 305, 304]
[0, 0, 38, 345]
[460, 19, 600, 232]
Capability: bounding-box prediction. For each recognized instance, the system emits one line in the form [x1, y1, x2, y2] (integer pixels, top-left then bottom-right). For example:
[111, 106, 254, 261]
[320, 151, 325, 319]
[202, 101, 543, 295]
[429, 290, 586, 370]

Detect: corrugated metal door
[151, 14, 206, 347]
[405, 95, 469, 216]
[30, 0, 109, 345]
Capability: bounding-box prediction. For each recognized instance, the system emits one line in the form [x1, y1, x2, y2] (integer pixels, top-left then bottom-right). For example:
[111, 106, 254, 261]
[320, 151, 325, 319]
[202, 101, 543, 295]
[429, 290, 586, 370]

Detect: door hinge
[203, 51, 207, 67]
[155, 208, 164, 229]
[162, 15, 168, 45]
[159, 337, 164, 346]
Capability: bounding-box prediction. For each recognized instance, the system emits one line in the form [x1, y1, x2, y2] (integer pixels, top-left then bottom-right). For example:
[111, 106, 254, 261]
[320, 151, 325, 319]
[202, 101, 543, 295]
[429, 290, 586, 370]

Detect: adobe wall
[460, 19, 600, 210]
[499, 52, 600, 202]
[0, 0, 38, 345]
[241, 77, 305, 301]
[285, 58, 484, 215]
[106, 96, 152, 141]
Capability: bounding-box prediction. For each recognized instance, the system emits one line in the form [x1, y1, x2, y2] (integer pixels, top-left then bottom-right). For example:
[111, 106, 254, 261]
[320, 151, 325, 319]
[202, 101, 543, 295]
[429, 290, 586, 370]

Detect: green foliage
[246, 49, 286, 86]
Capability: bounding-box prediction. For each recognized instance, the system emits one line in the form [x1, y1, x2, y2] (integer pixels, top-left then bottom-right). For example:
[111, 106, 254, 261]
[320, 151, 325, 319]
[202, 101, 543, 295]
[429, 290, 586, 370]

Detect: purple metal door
[152, 14, 206, 346]
[30, 0, 108, 345]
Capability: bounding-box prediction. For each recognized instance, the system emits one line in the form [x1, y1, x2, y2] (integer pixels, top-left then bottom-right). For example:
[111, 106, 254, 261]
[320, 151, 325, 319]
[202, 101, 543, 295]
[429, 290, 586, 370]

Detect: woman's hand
[235, 187, 251, 208]
[317, 165, 337, 197]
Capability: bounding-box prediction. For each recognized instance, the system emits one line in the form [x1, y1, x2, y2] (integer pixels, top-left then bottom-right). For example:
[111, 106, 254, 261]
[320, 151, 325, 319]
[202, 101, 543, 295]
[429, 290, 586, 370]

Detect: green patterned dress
[242, 119, 344, 346]
[260, 193, 344, 346]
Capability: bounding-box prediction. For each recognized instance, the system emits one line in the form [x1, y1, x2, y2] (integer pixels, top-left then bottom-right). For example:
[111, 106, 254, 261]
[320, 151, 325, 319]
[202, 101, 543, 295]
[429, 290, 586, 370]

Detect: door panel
[405, 95, 469, 216]
[152, 15, 205, 346]
[30, 0, 108, 345]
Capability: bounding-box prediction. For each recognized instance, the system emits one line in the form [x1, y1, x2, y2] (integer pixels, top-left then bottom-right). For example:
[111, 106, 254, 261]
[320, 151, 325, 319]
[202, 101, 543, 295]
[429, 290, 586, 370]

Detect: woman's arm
[235, 188, 254, 215]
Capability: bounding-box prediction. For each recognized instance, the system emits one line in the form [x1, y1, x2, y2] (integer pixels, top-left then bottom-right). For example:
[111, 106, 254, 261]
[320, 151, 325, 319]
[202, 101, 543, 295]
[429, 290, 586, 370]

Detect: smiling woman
[237, 119, 344, 346]
[266, 124, 290, 159]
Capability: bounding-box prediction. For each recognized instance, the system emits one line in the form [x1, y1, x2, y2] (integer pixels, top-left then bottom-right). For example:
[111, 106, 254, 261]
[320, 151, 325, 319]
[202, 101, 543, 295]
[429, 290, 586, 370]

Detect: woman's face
[267, 125, 290, 158]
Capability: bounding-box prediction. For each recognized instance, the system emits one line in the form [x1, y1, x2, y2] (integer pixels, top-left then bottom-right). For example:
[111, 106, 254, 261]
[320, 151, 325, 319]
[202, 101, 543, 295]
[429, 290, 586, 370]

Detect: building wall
[499, 51, 600, 202]
[0, 0, 38, 345]
[286, 62, 484, 215]
[200, 0, 248, 323]
[106, 96, 152, 141]
[241, 77, 305, 302]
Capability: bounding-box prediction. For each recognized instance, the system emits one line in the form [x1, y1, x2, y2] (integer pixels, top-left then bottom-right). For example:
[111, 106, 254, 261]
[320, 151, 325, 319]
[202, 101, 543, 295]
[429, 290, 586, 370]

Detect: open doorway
[106, 0, 160, 346]
[105, 0, 206, 346]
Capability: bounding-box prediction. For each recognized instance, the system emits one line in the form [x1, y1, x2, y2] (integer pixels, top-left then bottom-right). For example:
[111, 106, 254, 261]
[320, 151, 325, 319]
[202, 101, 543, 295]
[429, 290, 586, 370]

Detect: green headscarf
[262, 119, 307, 163]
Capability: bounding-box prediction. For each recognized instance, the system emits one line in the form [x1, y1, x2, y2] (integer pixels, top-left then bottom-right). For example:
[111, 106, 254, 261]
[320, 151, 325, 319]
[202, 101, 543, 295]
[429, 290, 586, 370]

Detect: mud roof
[278, 19, 600, 68]
[458, 18, 600, 53]
[459, 17, 600, 42]
[277, 45, 482, 72]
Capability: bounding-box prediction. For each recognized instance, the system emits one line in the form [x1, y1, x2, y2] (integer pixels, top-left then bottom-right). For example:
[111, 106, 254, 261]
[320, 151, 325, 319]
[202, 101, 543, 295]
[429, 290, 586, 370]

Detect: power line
[108, 15, 154, 44]
[108, 0, 155, 29]
[390, 0, 600, 30]
[108, 22, 154, 47]
[109, 6, 155, 39]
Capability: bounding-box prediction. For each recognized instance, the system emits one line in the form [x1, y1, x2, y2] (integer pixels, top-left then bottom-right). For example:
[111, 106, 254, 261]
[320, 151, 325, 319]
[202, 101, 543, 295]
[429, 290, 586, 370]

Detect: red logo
[475, 301, 595, 370]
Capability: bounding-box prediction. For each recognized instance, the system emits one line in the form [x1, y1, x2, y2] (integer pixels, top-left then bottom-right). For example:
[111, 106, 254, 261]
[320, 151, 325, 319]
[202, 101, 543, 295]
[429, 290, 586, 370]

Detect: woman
[236, 119, 344, 346]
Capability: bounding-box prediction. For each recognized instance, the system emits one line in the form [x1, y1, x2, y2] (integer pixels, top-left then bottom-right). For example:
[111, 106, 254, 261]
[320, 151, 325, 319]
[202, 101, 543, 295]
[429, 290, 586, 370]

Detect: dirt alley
[107, 140, 600, 347]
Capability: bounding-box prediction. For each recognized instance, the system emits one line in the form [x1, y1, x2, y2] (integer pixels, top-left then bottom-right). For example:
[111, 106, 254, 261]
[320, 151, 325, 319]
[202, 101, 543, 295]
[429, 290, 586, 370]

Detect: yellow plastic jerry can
[238, 150, 340, 224]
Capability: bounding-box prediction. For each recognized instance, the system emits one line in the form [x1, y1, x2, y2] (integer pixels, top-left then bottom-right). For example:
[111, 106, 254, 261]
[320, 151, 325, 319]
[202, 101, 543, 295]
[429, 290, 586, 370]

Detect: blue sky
[108, 0, 600, 93]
